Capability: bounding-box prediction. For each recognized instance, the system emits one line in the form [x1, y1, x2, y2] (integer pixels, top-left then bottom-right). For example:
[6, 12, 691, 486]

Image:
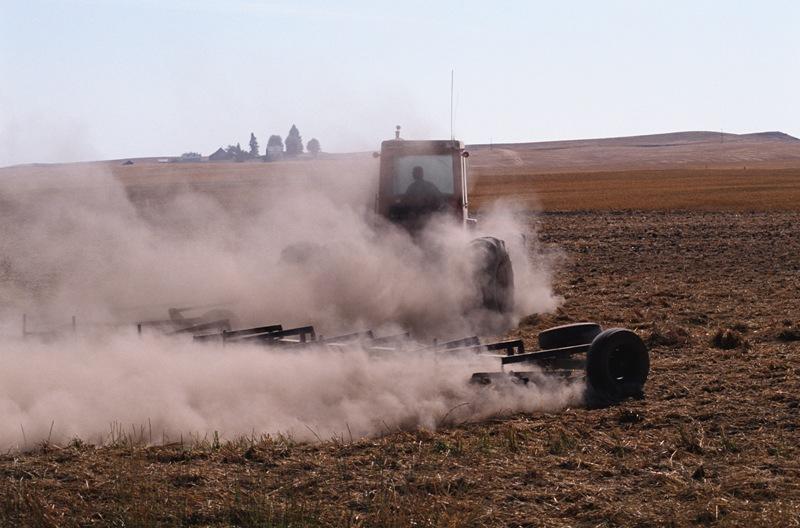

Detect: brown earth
[470, 167, 800, 211]
[1, 132, 799, 526]
[2, 212, 798, 527]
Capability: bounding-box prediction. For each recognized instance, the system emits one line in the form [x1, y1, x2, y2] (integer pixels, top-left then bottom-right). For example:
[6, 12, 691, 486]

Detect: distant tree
[307, 138, 321, 156]
[249, 133, 259, 157]
[264, 135, 284, 161]
[225, 143, 249, 162]
[285, 124, 303, 157]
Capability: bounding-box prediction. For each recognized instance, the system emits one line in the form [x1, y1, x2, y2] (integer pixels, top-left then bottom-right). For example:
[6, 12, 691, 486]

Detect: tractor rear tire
[470, 236, 514, 313]
[538, 322, 602, 350]
[585, 328, 649, 401]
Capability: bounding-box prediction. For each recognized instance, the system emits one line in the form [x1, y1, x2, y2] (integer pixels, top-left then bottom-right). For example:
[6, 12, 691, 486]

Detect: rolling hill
[467, 131, 800, 173]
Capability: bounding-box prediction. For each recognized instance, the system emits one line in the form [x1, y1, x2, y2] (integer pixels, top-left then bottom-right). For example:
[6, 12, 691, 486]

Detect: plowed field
[3, 208, 798, 527]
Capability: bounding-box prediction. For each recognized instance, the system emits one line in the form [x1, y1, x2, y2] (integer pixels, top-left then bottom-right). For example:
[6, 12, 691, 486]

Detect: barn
[208, 147, 232, 161]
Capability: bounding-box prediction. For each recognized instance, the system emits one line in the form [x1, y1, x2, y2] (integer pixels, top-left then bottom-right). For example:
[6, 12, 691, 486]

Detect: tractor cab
[376, 129, 470, 230]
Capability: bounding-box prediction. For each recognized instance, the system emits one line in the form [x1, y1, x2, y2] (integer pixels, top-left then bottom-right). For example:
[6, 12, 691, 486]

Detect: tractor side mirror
[462, 151, 470, 158]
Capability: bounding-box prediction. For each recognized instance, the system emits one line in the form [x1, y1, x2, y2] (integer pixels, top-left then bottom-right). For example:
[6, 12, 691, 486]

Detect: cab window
[392, 155, 454, 196]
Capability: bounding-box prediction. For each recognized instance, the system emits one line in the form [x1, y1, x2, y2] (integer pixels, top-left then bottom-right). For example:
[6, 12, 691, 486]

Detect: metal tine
[169, 319, 230, 336]
[251, 325, 317, 344]
[195, 323, 314, 346]
[320, 330, 375, 347]
[223, 324, 283, 340]
[416, 335, 480, 352]
[437, 339, 526, 357]
[470, 371, 535, 385]
[368, 332, 410, 345]
[194, 333, 223, 343]
[362, 332, 412, 353]
[192, 323, 283, 343]
[471, 368, 582, 386]
[137, 317, 203, 332]
[442, 335, 480, 348]
[499, 343, 590, 365]
[136, 318, 202, 331]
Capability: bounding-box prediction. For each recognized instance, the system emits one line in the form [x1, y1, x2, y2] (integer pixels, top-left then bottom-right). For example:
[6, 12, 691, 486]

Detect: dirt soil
[469, 168, 800, 211]
[2, 209, 798, 527]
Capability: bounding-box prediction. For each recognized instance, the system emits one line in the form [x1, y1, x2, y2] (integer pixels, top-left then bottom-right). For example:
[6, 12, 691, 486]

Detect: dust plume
[0, 161, 569, 448]
[0, 333, 584, 449]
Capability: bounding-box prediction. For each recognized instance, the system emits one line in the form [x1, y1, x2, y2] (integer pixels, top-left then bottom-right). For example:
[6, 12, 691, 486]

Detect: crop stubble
[470, 167, 800, 212]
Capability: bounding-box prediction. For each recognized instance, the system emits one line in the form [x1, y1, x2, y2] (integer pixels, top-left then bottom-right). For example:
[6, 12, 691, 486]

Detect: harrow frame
[173, 318, 650, 403]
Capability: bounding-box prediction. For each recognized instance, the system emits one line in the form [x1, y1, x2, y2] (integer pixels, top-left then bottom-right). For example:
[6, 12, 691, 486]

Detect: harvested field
[2, 209, 798, 527]
[467, 131, 800, 211]
[470, 168, 800, 211]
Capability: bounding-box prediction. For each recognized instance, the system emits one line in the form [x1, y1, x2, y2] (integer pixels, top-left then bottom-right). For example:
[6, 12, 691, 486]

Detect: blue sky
[1, 0, 798, 165]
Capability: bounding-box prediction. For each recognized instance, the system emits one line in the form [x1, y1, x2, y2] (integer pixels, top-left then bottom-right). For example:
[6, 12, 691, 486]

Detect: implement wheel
[538, 322, 602, 350]
[586, 328, 650, 401]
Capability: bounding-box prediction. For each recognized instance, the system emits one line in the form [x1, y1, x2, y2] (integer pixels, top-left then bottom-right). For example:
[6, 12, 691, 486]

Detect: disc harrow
[155, 318, 651, 404]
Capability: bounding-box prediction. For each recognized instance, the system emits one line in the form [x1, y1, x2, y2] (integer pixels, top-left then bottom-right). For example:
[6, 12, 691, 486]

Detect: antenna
[450, 69, 454, 140]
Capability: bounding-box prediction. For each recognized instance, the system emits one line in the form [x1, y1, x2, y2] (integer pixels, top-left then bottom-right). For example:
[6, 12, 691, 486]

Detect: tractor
[375, 127, 514, 315]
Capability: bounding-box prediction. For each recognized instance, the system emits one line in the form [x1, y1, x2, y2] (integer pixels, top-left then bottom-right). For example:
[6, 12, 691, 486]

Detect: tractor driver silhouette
[402, 165, 444, 212]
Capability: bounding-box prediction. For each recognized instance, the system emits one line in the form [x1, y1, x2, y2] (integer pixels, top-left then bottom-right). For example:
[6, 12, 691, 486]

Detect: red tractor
[373, 128, 649, 402]
[375, 129, 514, 314]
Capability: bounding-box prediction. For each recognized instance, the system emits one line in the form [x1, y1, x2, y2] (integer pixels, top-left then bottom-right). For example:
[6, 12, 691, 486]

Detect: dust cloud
[0, 161, 569, 448]
[0, 333, 584, 449]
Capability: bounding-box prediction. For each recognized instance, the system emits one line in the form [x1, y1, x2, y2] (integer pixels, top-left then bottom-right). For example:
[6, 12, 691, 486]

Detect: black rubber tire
[538, 322, 602, 350]
[469, 236, 515, 313]
[586, 328, 650, 400]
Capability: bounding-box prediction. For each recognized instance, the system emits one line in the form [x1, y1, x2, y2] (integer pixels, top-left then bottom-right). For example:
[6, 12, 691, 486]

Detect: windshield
[393, 155, 454, 196]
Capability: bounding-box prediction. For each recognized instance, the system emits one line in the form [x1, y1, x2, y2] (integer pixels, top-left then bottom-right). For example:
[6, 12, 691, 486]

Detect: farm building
[266, 145, 283, 160]
[208, 147, 232, 161]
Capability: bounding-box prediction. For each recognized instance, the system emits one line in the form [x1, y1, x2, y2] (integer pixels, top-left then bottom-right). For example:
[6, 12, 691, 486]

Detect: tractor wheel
[585, 328, 650, 401]
[469, 236, 514, 313]
[538, 322, 602, 350]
